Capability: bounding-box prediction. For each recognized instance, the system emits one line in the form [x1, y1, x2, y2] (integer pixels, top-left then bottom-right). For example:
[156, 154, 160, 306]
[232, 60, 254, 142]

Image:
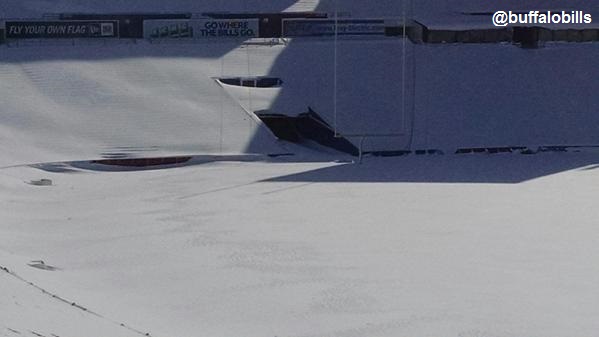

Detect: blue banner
[283, 19, 386, 37]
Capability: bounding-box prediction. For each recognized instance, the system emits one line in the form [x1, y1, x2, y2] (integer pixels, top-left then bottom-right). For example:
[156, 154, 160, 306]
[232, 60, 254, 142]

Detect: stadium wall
[59, 13, 192, 38]
[143, 19, 259, 40]
[203, 12, 328, 38]
[4, 20, 119, 39]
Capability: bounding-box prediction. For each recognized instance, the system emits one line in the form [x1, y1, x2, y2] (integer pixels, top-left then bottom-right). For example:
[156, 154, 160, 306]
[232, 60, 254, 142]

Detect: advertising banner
[282, 19, 386, 37]
[144, 19, 259, 39]
[5, 21, 118, 39]
[144, 20, 192, 38]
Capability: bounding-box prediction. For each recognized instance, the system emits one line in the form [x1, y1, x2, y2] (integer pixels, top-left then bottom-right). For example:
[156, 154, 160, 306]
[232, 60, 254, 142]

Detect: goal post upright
[332, 0, 414, 149]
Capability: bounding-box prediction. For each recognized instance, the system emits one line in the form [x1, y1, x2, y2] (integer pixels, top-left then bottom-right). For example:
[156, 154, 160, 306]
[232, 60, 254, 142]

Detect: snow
[0, 42, 288, 167]
[2, 152, 599, 337]
[3, 0, 594, 21]
[2, 0, 599, 336]
[0, 264, 143, 337]
[0, 1, 305, 19]
[4, 38, 597, 165]
[2, 1, 598, 166]
[417, 12, 599, 30]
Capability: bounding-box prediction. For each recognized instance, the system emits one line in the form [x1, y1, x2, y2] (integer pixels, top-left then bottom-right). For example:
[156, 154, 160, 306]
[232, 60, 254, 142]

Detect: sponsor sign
[5, 21, 117, 39]
[144, 20, 192, 38]
[144, 19, 259, 39]
[283, 19, 386, 37]
[196, 20, 258, 38]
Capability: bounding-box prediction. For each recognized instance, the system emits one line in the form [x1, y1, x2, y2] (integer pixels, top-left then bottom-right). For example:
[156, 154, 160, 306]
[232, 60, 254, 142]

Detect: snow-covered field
[2, 39, 598, 166]
[2, 0, 598, 165]
[2, 1, 599, 336]
[2, 151, 599, 337]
